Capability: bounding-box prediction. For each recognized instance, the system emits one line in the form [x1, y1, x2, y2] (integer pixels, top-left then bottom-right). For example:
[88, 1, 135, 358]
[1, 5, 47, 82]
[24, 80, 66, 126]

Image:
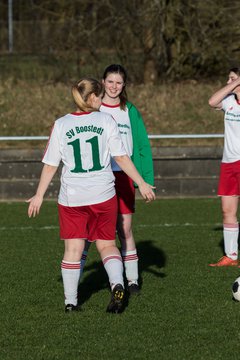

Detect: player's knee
[64, 247, 82, 261]
[222, 210, 238, 224]
[117, 226, 132, 240]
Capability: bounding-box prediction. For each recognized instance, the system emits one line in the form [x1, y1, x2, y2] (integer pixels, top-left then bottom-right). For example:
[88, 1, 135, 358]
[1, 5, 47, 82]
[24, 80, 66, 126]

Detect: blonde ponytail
[72, 78, 103, 112]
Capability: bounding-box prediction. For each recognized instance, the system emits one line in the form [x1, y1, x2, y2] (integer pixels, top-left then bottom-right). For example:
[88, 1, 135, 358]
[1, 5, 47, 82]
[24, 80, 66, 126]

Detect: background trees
[1, 0, 240, 83]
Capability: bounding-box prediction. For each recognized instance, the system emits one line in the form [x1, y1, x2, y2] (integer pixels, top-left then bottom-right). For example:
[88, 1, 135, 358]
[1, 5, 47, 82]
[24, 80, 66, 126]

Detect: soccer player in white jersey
[80, 65, 154, 294]
[209, 68, 240, 266]
[27, 78, 155, 313]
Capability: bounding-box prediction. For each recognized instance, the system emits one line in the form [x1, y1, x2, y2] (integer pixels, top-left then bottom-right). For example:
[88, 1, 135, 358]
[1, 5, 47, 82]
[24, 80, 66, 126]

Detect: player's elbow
[208, 97, 220, 108]
[114, 154, 128, 164]
[208, 98, 215, 107]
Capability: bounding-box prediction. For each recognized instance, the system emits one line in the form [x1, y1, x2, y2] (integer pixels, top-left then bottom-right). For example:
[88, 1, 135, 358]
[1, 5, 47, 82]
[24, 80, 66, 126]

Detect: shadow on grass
[57, 261, 110, 310]
[213, 224, 240, 252]
[213, 226, 223, 232]
[77, 259, 131, 311]
[212, 226, 224, 256]
[75, 239, 166, 309]
[78, 261, 109, 307]
[217, 237, 224, 254]
[137, 240, 166, 289]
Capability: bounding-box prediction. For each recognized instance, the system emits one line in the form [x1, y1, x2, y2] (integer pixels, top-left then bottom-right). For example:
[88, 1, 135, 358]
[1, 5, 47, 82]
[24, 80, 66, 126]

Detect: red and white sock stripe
[122, 250, 139, 262]
[61, 261, 81, 270]
[102, 255, 122, 265]
[224, 223, 239, 231]
[122, 254, 138, 262]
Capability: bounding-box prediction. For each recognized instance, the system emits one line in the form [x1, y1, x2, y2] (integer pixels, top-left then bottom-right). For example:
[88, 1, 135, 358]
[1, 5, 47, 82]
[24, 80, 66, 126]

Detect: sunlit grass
[1, 199, 240, 359]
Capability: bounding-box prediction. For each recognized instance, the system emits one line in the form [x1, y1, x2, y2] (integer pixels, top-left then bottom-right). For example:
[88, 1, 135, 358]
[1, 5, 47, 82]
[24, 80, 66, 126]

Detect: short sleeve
[42, 122, 62, 166]
[222, 94, 234, 112]
[107, 117, 127, 157]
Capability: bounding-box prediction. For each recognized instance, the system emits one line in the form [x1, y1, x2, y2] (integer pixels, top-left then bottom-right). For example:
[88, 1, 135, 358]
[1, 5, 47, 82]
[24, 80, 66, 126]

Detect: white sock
[223, 223, 239, 260]
[122, 249, 139, 285]
[103, 255, 124, 289]
[61, 260, 80, 306]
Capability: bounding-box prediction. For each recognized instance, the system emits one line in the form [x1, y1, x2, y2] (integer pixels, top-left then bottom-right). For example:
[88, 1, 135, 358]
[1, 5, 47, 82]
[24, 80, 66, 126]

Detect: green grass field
[1, 199, 240, 360]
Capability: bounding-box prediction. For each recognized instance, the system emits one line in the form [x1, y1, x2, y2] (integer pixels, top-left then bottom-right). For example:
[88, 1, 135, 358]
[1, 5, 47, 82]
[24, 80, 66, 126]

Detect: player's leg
[97, 240, 124, 289]
[117, 213, 140, 294]
[80, 240, 91, 279]
[96, 239, 125, 313]
[114, 171, 139, 294]
[209, 162, 239, 267]
[90, 195, 125, 313]
[221, 196, 239, 260]
[58, 203, 88, 311]
[62, 238, 85, 311]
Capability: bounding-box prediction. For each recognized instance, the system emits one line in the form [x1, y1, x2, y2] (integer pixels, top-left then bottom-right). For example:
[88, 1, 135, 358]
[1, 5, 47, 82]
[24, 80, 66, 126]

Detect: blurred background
[1, 0, 240, 83]
[1, 1, 240, 199]
[0, 0, 240, 145]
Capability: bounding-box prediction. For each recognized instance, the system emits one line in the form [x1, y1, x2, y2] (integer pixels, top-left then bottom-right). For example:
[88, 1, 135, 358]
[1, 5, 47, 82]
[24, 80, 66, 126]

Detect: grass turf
[1, 199, 240, 360]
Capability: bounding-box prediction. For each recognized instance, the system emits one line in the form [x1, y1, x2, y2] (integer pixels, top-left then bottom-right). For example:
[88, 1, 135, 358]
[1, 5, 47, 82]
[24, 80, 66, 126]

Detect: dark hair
[229, 67, 240, 76]
[102, 64, 128, 110]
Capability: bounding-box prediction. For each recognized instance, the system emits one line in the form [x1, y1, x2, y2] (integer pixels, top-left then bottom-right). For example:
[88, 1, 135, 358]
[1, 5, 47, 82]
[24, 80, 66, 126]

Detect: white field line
[0, 223, 222, 231]
[137, 223, 221, 227]
[0, 225, 59, 231]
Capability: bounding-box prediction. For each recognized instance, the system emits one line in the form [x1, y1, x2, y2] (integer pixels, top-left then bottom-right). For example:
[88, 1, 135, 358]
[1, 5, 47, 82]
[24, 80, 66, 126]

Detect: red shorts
[58, 195, 117, 241]
[218, 161, 240, 196]
[114, 171, 135, 214]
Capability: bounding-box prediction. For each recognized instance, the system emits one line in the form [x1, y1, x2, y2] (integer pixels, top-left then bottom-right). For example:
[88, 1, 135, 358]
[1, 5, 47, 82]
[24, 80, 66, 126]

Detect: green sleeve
[128, 103, 154, 186]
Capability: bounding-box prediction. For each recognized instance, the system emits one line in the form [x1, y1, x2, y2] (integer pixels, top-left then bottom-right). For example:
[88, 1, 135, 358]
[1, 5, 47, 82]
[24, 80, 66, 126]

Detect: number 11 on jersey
[68, 136, 104, 173]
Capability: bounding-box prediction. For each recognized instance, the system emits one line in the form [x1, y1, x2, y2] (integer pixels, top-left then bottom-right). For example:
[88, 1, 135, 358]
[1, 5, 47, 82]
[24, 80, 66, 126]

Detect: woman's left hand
[26, 194, 44, 218]
[138, 183, 156, 202]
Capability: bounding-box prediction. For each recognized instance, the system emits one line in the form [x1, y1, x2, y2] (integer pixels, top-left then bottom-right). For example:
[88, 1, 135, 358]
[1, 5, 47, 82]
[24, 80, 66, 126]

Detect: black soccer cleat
[128, 283, 140, 296]
[65, 304, 80, 313]
[106, 284, 125, 314]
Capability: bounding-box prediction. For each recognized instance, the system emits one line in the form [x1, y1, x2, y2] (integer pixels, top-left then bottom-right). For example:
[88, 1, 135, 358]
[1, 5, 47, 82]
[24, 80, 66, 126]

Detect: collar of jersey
[101, 102, 120, 108]
[71, 112, 91, 116]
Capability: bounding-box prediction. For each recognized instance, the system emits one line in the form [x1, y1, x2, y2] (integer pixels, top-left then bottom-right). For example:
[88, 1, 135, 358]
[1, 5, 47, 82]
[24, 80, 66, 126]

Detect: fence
[0, 136, 224, 199]
[0, 134, 224, 141]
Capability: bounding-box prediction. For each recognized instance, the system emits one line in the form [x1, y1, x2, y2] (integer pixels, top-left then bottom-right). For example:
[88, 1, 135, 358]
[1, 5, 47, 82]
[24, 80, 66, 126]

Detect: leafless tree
[1, 0, 240, 82]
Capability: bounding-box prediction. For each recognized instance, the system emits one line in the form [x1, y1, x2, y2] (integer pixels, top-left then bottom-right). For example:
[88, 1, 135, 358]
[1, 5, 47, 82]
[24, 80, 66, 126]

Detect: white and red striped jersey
[100, 103, 133, 171]
[43, 111, 127, 206]
[222, 94, 240, 163]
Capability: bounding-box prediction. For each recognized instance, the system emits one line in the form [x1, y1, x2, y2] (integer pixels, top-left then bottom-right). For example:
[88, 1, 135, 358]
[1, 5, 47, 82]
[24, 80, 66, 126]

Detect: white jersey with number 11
[42, 111, 127, 206]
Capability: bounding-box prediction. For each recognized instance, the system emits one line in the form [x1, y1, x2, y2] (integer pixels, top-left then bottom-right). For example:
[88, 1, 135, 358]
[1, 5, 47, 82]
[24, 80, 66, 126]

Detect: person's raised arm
[26, 164, 58, 217]
[209, 77, 240, 109]
[113, 154, 156, 202]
